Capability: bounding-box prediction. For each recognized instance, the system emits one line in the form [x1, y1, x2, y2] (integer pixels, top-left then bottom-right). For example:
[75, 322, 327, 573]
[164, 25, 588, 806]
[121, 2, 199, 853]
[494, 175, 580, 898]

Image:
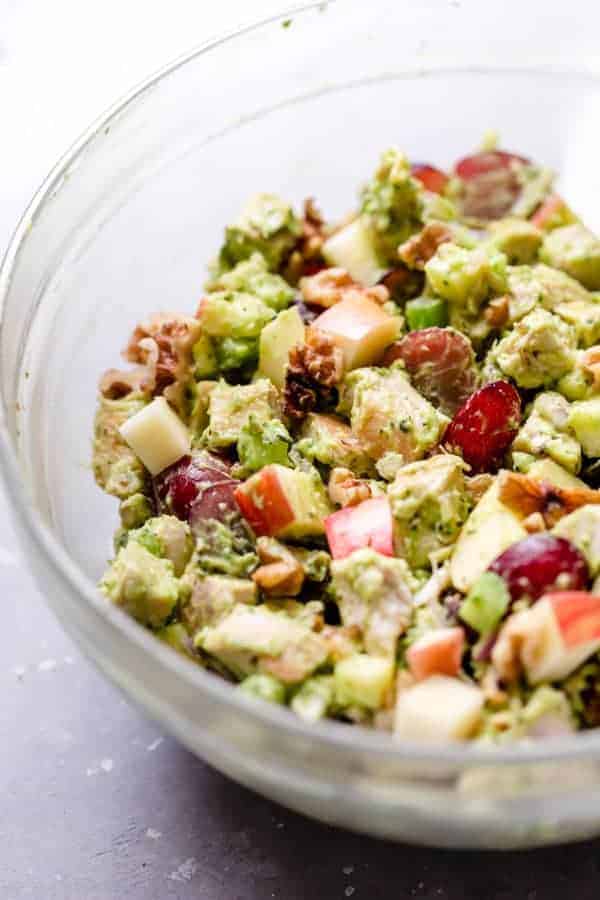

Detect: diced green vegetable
[459, 571, 510, 635]
[405, 296, 448, 330]
[238, 673, 286, 704]
[237, 417, 292, 472]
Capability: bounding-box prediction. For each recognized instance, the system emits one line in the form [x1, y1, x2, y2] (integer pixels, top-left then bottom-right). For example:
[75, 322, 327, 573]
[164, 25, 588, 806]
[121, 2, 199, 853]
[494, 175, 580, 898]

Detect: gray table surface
[3, 2, 600, 896]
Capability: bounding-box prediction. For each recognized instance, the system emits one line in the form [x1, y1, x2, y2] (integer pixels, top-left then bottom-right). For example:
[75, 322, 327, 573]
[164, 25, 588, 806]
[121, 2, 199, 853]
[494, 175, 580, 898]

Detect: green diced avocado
[512, 392, 582, 474]
[215, 336, 258, 372]
[493, 308, 576, 388]
[181, 572, 257, 633]
[340, 366, 447, 463]
[129, 515, 194, 576]
[554, 298, 600, 348]
[238, 673, 286, 704]
[207, 252, 295, 311]
[191, 333, 218, 379]
[424, 242, 508, 315]
[487, 218, 542, 264]
[295, 413, 374, 476]
[420, 192, 459, 224]
[540, 224, 600, 290]
[190, 519, 258, 579]
[360, 148, 424, 263]
[405, 296, 448, 330]
[553, 506, 600, 576]
[389, 454, 471, 570]
[291, 676, 334, 722]
[100, 541, 181, 629]
[237, 416, 292, 472]
[459, 571, 510, 635]
[331, 548, 414, 658]
[93, 393, 148, 499]
[119, 493, 153, 530]
[203, 378, 280, 449]
[217, 193, 301, 272]
[557, 363, 594, 402]
[334, 654, 394, 711]
[568, 395, 600, 457]
[199, 290, 275, 340]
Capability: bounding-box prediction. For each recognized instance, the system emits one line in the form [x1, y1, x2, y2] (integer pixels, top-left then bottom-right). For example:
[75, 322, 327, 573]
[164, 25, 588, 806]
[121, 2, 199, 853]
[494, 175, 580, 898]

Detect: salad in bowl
[93, 138, 600, 745]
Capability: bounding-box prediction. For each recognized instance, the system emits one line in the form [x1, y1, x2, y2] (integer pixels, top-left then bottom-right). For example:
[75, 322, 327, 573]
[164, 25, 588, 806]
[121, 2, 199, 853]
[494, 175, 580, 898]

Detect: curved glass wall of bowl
[3, 0, 600, 848]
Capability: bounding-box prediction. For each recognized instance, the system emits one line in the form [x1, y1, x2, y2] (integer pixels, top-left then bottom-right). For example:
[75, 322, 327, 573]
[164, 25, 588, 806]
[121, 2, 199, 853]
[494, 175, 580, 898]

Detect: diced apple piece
[450, 478, 527, 593]
[531, 194, 578, 231]
[324, 497, 394, 559]
[258, 306, 305, 389]
[406, 627, 465, 681]
[494, 592, 600, 684]
[321, 217, 386, 286]
[119, 396, 190, 476]
[312, 295, 399, 370]
[334, 654, 394, 710]
[527, 457, 587, 490]
[234, 464, 331, 540]
[394, 675, 484, 742]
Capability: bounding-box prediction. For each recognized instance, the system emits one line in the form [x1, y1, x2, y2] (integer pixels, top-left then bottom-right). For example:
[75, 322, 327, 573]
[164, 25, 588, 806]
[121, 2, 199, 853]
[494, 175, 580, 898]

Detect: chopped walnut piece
[283, 328, 343, 420]
[252, 537, 305, 596]
[481, 667, 508, 707]
[523, 511, 547, 534]
[490, 611, 528, 683]
[484, 295, 510, 329]
[102, 312, 201, 414]
[99, 337, 159, 399]
[328, 467, 372, 507]
[497, 470, 600, 528]
[465, 473, 495, 504]
[300, 267, 389, 309]
[283, 197, 327, 283]
[398, 222, 453, 270]
[581, 346, 600, 390]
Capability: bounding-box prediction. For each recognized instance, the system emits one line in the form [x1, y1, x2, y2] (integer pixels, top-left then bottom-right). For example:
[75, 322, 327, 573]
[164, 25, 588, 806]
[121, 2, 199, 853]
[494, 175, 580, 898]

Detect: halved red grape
[154, 452, 240, 524]
[411, 162, 449, 195]
[383, 327, 478, 416]
[454, 150, 529, 180]
[444, 380, 521, 473]
[488, 534, 589, 604]
[453, 150, 530, 221]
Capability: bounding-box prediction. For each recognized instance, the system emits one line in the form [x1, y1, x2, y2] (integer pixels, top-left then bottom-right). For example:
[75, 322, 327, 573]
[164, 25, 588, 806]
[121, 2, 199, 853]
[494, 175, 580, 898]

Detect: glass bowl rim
[2, 0, 600, 769]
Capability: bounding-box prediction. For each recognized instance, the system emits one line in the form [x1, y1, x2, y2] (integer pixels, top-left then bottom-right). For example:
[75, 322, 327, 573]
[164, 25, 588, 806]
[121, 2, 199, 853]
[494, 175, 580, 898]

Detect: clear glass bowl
[3, 0, 600, 848]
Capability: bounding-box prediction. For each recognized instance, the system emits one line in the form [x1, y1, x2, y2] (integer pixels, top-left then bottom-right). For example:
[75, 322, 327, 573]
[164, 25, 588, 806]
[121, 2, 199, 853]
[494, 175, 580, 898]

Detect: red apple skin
[325, 497, 394, 560]
[234, 467, 294, 537]
[547, 592, 600, 648]
[531, 194, 568, 229]
[407, 627, 465, 681]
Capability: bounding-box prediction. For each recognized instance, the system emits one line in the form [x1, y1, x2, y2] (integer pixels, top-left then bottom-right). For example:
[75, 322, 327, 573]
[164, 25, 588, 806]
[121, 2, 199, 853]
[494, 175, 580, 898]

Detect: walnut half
[328, 467, 372, 507]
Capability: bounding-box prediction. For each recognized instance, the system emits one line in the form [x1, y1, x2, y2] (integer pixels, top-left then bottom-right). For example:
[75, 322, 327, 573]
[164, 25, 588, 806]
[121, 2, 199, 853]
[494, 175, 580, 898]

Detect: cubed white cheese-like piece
[394, 675, 484, 742]
[322, 217, 385, 287]
[119, 396, 190, 475]
[313, 295, 399, 370]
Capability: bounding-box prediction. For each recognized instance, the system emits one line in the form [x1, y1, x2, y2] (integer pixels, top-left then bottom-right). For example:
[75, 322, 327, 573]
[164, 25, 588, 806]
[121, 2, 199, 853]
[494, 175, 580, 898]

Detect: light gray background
[1, 2, 600, 897]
